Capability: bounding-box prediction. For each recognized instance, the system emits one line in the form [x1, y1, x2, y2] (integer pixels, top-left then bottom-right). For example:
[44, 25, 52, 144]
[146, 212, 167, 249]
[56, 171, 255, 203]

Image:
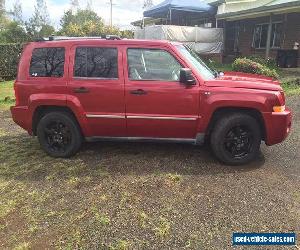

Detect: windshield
[176, 45, 216, 80]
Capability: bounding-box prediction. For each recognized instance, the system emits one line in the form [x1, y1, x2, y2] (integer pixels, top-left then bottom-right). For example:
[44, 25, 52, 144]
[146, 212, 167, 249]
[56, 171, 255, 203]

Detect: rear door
[123, 46, 200, 139]
[67, 44, 126, 137]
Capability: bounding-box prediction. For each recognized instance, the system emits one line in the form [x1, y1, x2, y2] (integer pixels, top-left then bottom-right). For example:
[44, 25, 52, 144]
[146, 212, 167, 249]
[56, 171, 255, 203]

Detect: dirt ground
[0, 96, 299, 249]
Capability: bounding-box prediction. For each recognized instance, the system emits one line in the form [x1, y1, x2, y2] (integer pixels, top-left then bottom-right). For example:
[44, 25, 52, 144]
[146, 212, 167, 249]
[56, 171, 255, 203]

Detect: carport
[143, 0, 216, 26]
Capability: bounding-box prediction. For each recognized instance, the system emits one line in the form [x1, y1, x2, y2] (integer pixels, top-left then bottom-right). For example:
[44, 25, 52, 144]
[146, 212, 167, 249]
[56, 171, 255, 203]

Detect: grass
[278, 70, 300, 96]
[0, 81, 14, 109]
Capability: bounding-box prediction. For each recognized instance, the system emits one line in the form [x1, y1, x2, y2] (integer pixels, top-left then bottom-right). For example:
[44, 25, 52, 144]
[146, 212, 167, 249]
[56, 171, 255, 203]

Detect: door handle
[74, 87, 90, 93]
[130, 89, 147, 95]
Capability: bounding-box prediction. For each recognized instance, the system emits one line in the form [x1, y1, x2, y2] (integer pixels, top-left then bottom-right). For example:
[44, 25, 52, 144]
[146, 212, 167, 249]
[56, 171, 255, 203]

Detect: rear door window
[29, 47, 65, 77]
[74, 47, 118, 79]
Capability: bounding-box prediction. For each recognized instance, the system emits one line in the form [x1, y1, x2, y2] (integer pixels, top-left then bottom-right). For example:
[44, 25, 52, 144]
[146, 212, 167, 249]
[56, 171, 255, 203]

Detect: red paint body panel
[122, 45, 199, 138]
[263, 110, 292, 145]
[11, 39, 292, 147]
[66, 44, 126, 137]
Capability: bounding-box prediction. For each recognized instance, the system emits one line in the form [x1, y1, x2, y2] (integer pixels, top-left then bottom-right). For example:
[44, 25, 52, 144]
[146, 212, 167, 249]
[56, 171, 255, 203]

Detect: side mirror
[180, 68, 196, 85]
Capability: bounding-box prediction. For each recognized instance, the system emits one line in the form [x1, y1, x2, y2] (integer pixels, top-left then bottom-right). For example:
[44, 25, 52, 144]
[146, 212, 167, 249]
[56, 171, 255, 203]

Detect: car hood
[204, 72, 282, 91]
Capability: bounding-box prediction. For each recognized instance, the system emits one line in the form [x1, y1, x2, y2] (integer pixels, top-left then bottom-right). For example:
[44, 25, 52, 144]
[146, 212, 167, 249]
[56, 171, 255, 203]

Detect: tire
[210, 113, 261, 165]
[37, 112, 82, 158]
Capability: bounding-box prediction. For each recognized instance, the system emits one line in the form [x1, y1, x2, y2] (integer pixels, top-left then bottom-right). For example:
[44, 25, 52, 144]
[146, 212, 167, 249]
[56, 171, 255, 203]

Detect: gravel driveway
[0, 96, 299, 249]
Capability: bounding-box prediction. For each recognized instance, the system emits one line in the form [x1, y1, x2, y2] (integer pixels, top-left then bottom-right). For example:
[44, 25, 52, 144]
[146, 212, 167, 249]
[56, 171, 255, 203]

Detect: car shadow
[0, 135, 266, 182]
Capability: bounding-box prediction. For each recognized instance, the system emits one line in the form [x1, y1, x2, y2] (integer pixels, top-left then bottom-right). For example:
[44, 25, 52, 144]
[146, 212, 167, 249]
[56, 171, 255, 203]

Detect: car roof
[29, 39, 178, 47]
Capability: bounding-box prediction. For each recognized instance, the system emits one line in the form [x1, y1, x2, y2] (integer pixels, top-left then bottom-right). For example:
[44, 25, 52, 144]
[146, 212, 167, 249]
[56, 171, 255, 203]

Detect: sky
[6, 0, 161, 30]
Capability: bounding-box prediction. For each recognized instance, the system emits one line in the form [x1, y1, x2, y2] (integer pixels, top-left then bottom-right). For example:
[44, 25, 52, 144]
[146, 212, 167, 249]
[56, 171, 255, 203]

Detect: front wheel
[37, 112, 82, 158]
[210, 113, 261, 165]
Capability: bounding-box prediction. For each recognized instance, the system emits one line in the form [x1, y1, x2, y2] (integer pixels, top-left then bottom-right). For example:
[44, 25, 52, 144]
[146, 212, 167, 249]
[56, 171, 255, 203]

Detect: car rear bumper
[263, 109, 292, 146]
[10, 106, 32, 135]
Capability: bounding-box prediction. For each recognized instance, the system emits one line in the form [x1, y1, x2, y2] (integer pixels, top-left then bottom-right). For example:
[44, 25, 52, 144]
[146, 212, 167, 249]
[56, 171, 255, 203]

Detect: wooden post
[266, 13, 273, 59]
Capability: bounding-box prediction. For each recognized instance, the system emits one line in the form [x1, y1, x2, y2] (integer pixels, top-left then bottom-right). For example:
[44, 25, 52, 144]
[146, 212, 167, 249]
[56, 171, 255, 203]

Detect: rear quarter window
[29, 47, 65, 77]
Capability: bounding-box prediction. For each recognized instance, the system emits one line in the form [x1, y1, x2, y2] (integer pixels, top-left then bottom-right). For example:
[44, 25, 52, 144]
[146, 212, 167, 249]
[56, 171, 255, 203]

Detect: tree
[59, 9, 105, 36]
[0, 21, 29, 43]
[29, 0, 50, 28]
[86, 0, 93, 11]
[143, 0, 153, 9]
[11, 0, 23, 23]
[26, 0, 54, 39]
[0, 0, 8, 29]
[70, 0, 79, 13]
[0, 0, 5, 18]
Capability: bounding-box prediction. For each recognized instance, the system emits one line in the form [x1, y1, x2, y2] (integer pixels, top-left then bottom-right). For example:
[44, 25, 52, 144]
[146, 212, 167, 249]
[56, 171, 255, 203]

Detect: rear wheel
[210, 113, 261, 165]
[37, 112, 82, 158]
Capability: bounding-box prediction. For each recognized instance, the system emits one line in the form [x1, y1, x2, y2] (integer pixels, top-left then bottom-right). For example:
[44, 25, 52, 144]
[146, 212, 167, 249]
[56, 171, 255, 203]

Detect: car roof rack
[35, 35, 122, 42]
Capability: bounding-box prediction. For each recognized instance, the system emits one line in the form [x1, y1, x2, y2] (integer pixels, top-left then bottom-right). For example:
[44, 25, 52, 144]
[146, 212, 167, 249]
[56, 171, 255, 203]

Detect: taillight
[280, 91, 286, 105]
[273, 105, 285, 113]
[273, 91, 286, 113]
[14, 82, 19, 106]
[275, 91, 285, 106]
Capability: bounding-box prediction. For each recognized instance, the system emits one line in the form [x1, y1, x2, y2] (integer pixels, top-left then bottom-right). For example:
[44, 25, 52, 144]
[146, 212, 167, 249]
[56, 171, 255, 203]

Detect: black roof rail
[34, 35, 122, 42]
[105, 35, 121, 40]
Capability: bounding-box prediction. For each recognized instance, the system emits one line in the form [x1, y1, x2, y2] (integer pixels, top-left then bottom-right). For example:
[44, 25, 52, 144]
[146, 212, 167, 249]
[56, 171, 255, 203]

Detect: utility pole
[110, 0, 113, 28]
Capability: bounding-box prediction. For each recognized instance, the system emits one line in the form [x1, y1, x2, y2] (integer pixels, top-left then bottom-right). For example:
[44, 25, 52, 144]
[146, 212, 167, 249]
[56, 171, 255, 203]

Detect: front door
[124, 46, 199, 139]
[67, 45, 126, 137]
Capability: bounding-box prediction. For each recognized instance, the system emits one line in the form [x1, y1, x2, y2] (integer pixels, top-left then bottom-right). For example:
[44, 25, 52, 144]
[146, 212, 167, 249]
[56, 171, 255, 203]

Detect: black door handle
[130, 89, 147, 95]
[74, 87, 89, 93]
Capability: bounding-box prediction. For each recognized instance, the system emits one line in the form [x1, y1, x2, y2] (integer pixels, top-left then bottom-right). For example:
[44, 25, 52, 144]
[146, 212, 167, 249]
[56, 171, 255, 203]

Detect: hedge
[232, 58, 279, 79]
[0, 43, 23, 80]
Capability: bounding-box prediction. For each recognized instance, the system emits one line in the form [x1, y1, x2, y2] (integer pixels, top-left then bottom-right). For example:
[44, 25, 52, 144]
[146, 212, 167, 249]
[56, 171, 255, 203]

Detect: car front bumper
[263, 109, 292, 146]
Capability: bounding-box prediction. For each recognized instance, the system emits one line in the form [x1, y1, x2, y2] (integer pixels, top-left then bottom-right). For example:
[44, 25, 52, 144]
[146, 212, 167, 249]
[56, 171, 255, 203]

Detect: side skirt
[85, 133, 205, 146]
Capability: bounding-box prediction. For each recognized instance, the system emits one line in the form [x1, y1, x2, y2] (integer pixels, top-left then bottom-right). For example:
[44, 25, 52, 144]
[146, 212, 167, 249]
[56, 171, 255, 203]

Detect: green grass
[281, 79, 300, 96]
[0, 81, 14, 109]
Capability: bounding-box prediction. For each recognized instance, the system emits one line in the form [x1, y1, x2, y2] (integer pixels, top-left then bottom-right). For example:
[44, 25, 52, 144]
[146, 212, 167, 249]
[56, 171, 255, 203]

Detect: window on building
[30, 47, 65, 77]
[127, 48, 182, 81]
[74, 47, 118, 78]
[252, 23, 283, 49]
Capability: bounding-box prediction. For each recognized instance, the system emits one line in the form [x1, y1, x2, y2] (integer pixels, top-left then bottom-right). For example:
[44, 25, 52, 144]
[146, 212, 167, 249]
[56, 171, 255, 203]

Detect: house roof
[217, 0, 300, 19]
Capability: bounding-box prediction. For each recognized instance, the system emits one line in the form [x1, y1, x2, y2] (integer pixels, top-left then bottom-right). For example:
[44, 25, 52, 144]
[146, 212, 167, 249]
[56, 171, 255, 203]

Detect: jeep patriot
[10, 37, 292, 165]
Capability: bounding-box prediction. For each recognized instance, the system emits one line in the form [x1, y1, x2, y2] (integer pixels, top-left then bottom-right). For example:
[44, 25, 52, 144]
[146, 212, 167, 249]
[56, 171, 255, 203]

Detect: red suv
[11, 37, 292, 165]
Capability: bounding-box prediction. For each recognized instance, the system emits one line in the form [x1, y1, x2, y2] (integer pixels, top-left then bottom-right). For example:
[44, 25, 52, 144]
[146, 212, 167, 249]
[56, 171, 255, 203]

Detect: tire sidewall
[211, 114, 261, 165]
[37, 112, 82, 158]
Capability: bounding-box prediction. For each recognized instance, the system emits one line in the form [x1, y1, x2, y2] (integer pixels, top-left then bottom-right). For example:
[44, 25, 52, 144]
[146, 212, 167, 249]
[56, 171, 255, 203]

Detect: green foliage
[232, 58, 279, 79]
[280, 77, 300, 96]
[59, 9, 105, 36]
[0, 0, 9, 30]
[0, 21, 29, 43]
[59, 9, 133, 38]
[11, 0, 23, 23]
[121, 30, 134, 39]
[0, 44, 23, 80]
[206, 59, 233, 72]
[25, 0, 54, 39]
[246, 55, 277, 69]
[0, 81, 14, 109]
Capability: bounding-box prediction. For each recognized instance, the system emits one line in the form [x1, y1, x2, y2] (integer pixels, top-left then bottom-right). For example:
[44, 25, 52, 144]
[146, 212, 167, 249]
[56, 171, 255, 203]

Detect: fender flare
[28, 94, 91, 136]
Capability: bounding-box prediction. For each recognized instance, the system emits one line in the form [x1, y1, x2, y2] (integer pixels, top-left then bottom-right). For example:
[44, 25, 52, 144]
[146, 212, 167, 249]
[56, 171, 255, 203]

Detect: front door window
[127, 48, 182, 81]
